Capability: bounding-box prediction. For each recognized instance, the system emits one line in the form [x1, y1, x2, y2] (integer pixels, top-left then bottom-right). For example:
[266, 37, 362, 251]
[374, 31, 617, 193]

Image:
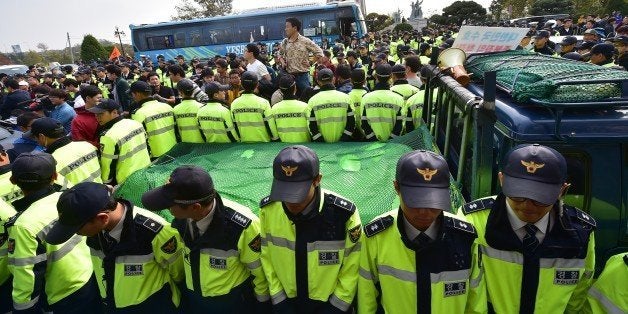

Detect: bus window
[147, 35, 174, 50]
[190, 29, 203, 46]
[321, 20, 338, 36]
[236, 19, 268, 43]
[174, 32, 186, 47]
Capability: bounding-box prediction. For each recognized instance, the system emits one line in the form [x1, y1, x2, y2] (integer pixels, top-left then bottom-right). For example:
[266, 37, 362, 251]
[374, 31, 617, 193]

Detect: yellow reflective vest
[358, 209, 486, 314]
[88, 202, 184, 311]
[173, 98, 204, 143]
[0, 198, 16, 311]
[585, 252, 628, 314]
[48, 138, 102, 186]
[98, 117, 151, 185]
[259, 188, 361, 312]
[132, 99, 177, 158]
[458, 195, 596, 313]
[270, 98, 311, 143]
[6, 188, 93, 311]
[230, 93, 278, 143]
[197, 101, 239, 143]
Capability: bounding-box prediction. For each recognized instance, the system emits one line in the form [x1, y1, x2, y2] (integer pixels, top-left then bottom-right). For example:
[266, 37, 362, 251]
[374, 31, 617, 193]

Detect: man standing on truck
[458, 144, 595, 313]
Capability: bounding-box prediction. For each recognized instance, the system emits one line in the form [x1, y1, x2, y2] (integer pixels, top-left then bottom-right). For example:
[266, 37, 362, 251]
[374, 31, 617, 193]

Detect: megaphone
[437, 48, 470, 86]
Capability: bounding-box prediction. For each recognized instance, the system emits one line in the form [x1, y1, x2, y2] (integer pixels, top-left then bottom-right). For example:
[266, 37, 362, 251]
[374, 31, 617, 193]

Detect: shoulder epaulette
[443, 216, 477, 235]
[225, 207, 252, 228]
[461, 198, 495, 215]
[259, 195, 272, 208]
[328, 194, 356, 214]
[3, 211, 23, 229]
[364, 215, 394, 238]
[135, 214, 163, 234]
[564, 205, 596, 229]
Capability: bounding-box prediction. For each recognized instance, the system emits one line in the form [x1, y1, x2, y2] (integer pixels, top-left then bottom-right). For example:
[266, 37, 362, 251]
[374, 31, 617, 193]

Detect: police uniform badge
[444, 281, 467, 297]
[160, 236, 178, 254]
[210, 257, 227, 269]
[348, 225, 361, 243]
[248, 234, 262, 253]
[319, 251, 340, 265]
[124, 264, 144, 276]
[554, 270, 579, 285]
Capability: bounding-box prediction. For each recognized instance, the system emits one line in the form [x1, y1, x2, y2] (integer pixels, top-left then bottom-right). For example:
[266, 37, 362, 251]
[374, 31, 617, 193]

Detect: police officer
[348, 69, 368, 136]
[271, 75, 311, 143]
[360, 64, 407, 141]
[586, 252, 628, 313]
[173, 79, 204, 143]
[130, 81, 177, 159]
[197, 82, 239, 143]
[6, 153, 101, 313]
[390, 64, 420, 101]
[358, 150, 486, 314]
[0, 198, 16, 314]
[46, 182, 185, 312]
[142, 165, 270, 313]
[259, 145, 361, 313]
[89, 99, 151, 185]
[230, 71, 278, 143]
[27, 117, 102, 185]
[589, 43, 616, 67]
[559, 36, 578, 56]
[0, 144, 22, 203]
[307, 68, 355, 142]
[458, 144, 595, 313]
[532, 30, 556, 56]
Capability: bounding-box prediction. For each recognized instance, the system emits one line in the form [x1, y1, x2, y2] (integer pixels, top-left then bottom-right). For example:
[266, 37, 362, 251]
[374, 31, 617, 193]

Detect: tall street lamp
[114, 26, 126, 57]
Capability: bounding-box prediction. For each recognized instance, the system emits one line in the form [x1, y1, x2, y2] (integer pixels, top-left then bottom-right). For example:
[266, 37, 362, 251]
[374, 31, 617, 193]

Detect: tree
[394, 23, 414, 32]
[36, 43, 49, 52]
[489, 0, 503, 20]
[366, 13, 394, 32]
[172, 0, 232, 20]
[429, 14, 449, 26]
[80, 35, 107, 63]
[23, 51, 44, 66]
[442, 1, 487, 25]
[529, 0, 574, 15]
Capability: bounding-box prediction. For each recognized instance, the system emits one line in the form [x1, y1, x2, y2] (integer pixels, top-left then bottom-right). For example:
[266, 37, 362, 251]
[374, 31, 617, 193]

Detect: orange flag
[109, 46, 121, 60]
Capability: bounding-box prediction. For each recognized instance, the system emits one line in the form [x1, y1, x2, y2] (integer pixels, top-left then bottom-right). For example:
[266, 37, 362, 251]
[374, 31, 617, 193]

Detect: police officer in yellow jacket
[27, 117, 102, 186]
[0, 144, 22, 203]
[130, 81, 177, 159]
[173, 79, 204, 143]
[585, 252, 628, 313]
[89, 100, 151, 185]
[230, 71, 278, 143]
[271, 75, 311, 143]
[46, 182, 185, 313]
[390, 64, 420, 101]
[197, 82, 239, 143]
[307, 68, 355, 143]
[259, 145, 361, 313]
[142, 165, 270, 313]
[0, 198, 16, 314]
[6, 153, 101, 313]
[360, 64, 407, 141]
[458, 144, 595, 314]
[358, 150, 486, 314]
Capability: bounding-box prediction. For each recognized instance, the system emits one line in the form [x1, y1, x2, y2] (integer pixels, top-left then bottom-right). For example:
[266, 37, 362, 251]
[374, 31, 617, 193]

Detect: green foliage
[366, 13, 394, 32]
[529, 0, 574, 15]
[23, 51, 44, 66]
[394, 23, 414, 32]
[429, 14, 449, 26]
[442, 1, 487, 25]
[489, 0, 503, 20]
[172, 0, 232, 20]
[80, 35, 107, 63]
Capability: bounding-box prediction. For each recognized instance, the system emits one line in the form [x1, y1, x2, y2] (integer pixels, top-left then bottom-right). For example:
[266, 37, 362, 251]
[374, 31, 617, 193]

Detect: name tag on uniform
[554, 270, 579, 285]
[318, 251, 339, 265]
[210, 257, 227, 269]
[444, 281, 466, 297]
[124, 264, 144, 276]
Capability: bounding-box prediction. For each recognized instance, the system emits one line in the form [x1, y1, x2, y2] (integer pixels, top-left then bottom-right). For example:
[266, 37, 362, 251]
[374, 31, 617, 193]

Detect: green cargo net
[114, 126, 466, 223]
[466, 50, 628, 103]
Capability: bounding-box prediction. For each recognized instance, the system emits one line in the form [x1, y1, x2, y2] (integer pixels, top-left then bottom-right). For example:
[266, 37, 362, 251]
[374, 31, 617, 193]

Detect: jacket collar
[45, 136, 72, 154]
[12, 185, 56, 212]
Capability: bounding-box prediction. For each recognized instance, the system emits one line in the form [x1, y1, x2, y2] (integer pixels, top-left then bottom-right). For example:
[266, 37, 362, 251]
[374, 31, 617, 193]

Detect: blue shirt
[49, 102, 76, 134]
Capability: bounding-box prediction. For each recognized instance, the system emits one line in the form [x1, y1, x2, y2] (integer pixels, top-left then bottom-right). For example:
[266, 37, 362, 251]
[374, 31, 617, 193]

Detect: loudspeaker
[437, 48, 470, 86]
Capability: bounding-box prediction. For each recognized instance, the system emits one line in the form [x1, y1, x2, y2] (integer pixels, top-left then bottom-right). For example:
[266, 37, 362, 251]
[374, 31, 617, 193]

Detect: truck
[423, 49, 628, 272]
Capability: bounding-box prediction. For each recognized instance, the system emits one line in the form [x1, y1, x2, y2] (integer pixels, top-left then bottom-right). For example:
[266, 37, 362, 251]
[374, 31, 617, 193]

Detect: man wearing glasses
[458, 144, 596, 314]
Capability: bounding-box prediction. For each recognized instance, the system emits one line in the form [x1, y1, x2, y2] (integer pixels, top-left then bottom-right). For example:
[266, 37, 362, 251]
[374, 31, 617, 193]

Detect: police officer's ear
[312, 174, 322, 188]
[497, 172, 504, 186]
[559, 183, 571, 198]
[393, 180, 400, 195]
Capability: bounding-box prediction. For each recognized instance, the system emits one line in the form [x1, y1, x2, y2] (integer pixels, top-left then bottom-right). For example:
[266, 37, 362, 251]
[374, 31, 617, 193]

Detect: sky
[0, 0, 491, 52]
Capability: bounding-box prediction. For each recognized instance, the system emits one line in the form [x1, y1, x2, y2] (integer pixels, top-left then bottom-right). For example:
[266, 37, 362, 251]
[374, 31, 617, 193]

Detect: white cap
[18, 80, 28, 86]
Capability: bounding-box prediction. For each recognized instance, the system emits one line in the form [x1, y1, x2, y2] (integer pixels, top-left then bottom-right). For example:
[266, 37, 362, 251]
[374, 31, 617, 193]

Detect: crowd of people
[0, 13, 626, 314]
